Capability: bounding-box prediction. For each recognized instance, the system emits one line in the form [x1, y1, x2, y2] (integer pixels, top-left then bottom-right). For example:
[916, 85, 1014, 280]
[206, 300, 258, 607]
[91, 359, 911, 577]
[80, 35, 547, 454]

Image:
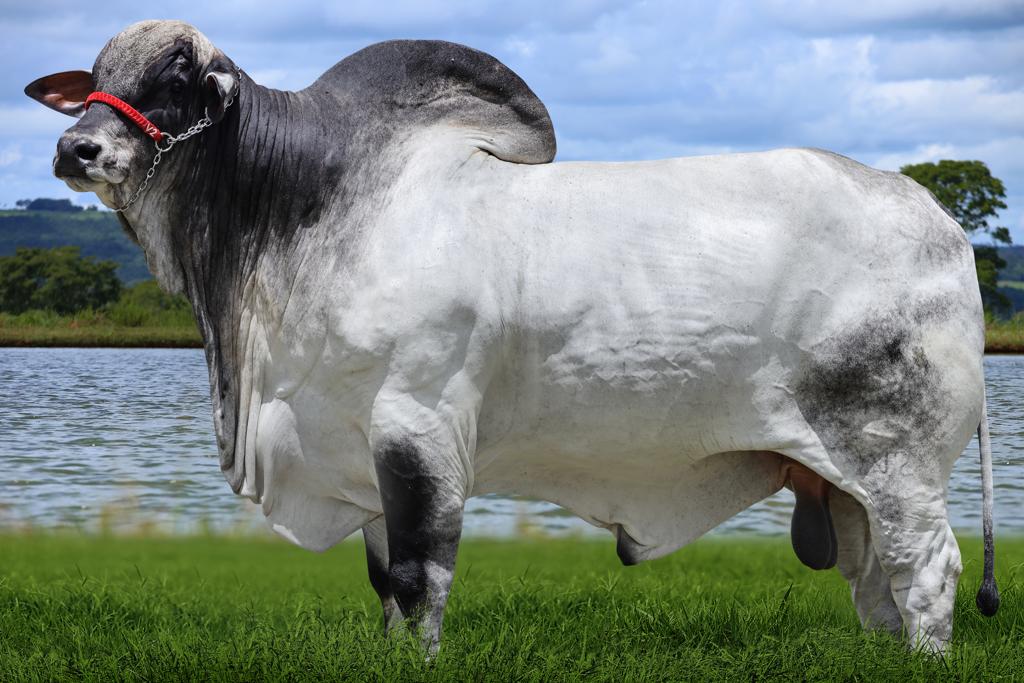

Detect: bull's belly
[474, 325, 809, 471]
[468, 395, 786, 561]
[464, 342, 813, 557]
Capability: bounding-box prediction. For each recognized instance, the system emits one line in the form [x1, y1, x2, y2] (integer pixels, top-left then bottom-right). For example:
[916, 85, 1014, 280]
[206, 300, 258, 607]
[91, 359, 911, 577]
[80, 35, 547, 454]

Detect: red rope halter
[84, 92, 164, 143]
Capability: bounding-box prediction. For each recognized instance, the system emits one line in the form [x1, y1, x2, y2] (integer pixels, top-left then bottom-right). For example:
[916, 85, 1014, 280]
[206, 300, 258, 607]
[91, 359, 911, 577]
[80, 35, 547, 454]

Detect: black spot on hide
[375, 438, 461, 618]
[364, 535, 393, 604]
[793, 303, 954, 508]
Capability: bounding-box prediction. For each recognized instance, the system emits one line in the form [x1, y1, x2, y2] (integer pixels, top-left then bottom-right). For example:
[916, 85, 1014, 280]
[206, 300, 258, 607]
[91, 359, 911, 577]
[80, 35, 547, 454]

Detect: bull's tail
[976, 391, 1000, 616]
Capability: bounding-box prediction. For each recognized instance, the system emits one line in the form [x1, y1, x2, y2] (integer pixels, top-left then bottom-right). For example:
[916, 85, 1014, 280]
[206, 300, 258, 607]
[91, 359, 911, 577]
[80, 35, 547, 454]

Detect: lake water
[1, 348, 1022, 539]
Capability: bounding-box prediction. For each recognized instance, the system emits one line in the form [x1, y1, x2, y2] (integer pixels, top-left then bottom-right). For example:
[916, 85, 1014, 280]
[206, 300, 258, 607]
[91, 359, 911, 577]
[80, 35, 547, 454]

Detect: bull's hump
[310, 40, 556, 165]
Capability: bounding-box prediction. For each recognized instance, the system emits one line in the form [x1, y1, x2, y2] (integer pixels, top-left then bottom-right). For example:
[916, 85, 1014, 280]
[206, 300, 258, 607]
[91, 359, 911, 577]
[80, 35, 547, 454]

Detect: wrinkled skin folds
[30, 20, 990, 655]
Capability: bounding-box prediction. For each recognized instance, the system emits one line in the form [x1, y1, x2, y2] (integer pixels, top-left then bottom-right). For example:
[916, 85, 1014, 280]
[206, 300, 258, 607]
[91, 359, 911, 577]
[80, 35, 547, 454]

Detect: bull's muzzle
[53, 129, 127, 190]
[54, 134, 100, 176]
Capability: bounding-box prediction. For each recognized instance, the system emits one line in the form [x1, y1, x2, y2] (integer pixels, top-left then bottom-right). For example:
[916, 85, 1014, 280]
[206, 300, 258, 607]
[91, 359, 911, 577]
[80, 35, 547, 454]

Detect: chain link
[115, 95, 235, 212]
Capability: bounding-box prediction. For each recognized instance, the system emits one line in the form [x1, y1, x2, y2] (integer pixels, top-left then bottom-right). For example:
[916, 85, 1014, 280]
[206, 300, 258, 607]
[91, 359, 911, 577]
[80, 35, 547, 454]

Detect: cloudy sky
[3, 1, 1023, 241]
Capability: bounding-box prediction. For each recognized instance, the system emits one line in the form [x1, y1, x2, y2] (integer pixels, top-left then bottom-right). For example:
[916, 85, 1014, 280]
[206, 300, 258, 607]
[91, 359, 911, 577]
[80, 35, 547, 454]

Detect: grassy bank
[984, 314, 1024, 353]
[0, 534, 1020, 681]
[0, 321, 200, 347]
[0, 281, 201, 347]
[3, 314, 1024, 352]
[0, 313, 201, 347]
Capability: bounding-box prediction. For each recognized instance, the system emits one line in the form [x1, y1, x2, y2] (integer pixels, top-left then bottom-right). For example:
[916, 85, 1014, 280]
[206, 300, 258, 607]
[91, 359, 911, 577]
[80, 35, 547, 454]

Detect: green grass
[0, 281, 201, 347]
[0, 534, 1021, 681]
[985, 314, 1024, 353]
[0, 311, 200, 347]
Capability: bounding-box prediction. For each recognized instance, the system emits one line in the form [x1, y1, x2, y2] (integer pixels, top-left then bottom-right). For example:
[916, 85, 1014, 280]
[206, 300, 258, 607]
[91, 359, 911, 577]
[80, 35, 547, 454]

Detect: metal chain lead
[115, 94, 235, 212]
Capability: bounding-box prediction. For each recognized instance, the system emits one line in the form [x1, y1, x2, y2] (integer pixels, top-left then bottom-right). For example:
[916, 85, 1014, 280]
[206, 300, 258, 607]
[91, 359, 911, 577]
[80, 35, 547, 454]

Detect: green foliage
[900, 160, 1010, 242]
[0, 535, 1019, 681]
[0, 246, 121, 315]
[0, 209, 149, 283]
[107, 280, 195, 328]
[18, 198, 82, 212]
[2, 308, 65, 327]
[901, 161, 1013, 315]
[983, 311, 1024, 352]
[974, 245, 1013, 315]
[0, 278, 199, 345]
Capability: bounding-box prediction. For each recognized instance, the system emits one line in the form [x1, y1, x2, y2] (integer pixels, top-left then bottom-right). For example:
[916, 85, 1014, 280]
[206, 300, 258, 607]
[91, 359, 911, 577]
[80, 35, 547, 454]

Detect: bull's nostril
[74, 140, 101, 162]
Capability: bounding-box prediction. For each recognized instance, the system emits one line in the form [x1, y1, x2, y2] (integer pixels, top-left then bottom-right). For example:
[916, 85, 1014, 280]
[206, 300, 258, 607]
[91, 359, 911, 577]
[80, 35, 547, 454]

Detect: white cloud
[859, 77, 1024, 136]
[504, 38, 537, 59]
[756, 0, 1024, 33]
[245, 69, 294, 89]
[871, 143, 957, 170]
[870, 30, 1024, 84]
[581, 36, 639, 73]
[3, 0, 1023, 242]
[0, 146, 21, 168]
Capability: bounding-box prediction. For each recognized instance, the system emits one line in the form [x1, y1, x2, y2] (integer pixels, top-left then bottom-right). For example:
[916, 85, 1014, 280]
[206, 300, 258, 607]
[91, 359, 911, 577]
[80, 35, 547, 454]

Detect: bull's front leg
[374, 436, 465, 654]
[362, 517, 403, 633]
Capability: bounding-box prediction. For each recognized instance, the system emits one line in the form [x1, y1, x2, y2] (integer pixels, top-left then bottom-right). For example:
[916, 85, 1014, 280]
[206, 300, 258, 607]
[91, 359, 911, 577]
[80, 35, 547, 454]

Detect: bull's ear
[24, 70, 93, 117]
[203, 55, 239, 123]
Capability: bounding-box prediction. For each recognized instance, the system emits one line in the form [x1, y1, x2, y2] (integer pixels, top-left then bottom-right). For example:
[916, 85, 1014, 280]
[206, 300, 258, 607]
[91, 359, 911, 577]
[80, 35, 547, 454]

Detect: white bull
[27, 20, 997, 654]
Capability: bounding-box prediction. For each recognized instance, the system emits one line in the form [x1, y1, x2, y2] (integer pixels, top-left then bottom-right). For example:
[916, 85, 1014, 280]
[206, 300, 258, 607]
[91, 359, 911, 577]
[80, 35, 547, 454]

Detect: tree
[23, 198, 83, 212]
[900, 160, 1012, 313]
[0, 246, 121, 314]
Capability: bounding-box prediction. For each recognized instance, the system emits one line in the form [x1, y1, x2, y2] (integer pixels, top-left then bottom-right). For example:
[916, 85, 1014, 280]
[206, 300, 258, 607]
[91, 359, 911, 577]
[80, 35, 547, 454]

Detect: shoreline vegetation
[0, 279, 202, 348]
[0, 533, 1019, 680]
[3, 309, 1024, 353]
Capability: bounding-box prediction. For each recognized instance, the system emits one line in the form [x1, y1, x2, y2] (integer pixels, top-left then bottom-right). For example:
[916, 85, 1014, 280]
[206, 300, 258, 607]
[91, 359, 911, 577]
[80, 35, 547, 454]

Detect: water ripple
[0, 348, 1021, 538]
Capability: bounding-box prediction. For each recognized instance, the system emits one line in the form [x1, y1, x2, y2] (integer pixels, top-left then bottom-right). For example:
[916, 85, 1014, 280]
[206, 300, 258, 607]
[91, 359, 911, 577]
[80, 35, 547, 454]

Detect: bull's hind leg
[830, 489, 902, 634]
[859, 474, 962, 651]
[792, 320, 982, 651]
[362, 517, 403, 633]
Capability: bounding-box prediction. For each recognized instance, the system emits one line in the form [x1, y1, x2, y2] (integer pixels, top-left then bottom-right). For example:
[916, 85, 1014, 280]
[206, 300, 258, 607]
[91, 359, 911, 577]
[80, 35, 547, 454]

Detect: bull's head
[25, 20, 238, 210]
[25, 20, 240, 292]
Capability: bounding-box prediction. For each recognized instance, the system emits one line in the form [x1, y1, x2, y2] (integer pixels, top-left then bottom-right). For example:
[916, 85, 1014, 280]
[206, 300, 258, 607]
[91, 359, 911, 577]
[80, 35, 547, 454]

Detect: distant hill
[988, 245, 1024, 314]
[0, 210, 149, 284]
[2, 206, 1023, 312]
[998, 245, 1024, 281]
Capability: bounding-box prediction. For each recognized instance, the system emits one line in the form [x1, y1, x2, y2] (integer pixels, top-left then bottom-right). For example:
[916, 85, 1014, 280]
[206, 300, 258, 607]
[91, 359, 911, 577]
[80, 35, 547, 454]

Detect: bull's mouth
[59, 175, 106, 193]
[54, 157, 128, 192]
[57, 168, 127, 189]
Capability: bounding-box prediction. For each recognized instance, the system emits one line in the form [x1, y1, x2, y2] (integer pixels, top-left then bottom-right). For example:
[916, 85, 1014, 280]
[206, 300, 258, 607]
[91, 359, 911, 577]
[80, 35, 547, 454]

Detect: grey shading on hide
[794, 306, 948, 481]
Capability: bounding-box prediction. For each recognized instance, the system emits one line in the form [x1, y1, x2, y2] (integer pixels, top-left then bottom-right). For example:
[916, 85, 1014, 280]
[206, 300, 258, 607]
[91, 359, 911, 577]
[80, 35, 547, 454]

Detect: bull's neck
[177, 76, 341, 310]
[148, 76, 346, 489]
